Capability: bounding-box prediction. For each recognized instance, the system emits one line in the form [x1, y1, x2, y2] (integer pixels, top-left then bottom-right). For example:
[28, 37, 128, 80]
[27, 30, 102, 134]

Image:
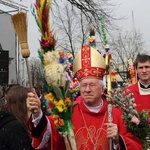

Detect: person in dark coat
[0, 85, 34, 150]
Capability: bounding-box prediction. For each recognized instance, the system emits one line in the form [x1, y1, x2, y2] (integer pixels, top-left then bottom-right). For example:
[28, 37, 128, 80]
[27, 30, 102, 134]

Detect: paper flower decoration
[32, 0, 78, 149]
[128, 58, 136, 84]
[99, 16, 117, 88]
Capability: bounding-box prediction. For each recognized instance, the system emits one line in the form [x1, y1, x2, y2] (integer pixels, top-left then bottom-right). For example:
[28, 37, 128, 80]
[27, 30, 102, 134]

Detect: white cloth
[138, 82, 150, 95]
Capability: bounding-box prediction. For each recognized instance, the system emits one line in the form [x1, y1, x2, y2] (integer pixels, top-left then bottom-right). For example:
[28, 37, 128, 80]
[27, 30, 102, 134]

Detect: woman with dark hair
[0, 85, 34, 150]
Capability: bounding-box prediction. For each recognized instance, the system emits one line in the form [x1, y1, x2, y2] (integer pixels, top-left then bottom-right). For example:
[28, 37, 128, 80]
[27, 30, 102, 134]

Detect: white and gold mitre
[73, 45, 106, 81]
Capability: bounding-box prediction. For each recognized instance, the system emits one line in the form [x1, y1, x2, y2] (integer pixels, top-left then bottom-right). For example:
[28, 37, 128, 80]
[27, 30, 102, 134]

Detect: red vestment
[124, 82, 150, 113]
[29, 98, 142, 150]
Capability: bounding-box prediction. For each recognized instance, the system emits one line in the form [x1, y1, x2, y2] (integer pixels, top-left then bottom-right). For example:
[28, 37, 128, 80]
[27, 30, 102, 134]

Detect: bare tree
[52, 1, 90, 57]
[51, 0, 120, 57]
[66, 0, 119, 28]
[110, 29, 148, 82]
[29, 57, 44, 90]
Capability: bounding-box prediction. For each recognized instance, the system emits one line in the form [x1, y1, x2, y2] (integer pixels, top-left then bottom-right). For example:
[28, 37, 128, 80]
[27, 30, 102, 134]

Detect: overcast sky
[8, 0, 150, 56]
[113, 0, 150, 53]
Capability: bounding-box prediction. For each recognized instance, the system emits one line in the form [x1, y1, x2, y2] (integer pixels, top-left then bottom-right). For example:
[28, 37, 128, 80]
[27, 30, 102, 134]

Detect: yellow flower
[45, 92, 55, 102]
[52, 115, 64, 127]
[64, 97, 72, 106]
[55, 100, 67, 112]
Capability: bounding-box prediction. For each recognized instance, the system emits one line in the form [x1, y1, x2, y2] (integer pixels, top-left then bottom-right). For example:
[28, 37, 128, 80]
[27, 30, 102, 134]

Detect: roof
[0, 0, 28, 15]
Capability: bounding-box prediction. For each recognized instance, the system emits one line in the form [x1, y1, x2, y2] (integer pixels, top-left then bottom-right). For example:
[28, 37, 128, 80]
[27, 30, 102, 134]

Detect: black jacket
[0, 111, 34, 150]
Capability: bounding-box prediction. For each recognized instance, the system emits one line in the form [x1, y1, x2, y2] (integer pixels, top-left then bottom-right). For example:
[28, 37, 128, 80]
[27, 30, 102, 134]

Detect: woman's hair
[5, 85, 29, 134]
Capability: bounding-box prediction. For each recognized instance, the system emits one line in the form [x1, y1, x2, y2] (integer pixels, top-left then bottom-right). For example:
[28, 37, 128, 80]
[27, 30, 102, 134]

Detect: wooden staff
[105, 55, 113, 150]
[11, 12, 36, 113]
[100, 15, 113, 150]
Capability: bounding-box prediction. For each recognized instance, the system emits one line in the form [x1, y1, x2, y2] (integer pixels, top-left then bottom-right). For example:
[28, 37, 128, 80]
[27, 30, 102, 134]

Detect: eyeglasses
[80, 83, 102, 89]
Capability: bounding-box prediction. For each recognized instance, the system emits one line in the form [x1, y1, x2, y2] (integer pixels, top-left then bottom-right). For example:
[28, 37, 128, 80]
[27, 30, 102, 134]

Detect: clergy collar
[139, 82, 150, 89]
[138, 82, 150, 95]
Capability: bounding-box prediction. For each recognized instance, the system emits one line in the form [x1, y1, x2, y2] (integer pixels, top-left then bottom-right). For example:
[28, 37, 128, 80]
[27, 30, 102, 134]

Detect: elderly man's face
[80, 78, 104, 107]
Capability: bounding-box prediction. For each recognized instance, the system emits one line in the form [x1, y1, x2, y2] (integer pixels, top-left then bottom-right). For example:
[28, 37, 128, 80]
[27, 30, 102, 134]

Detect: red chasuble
[125, 82, 150, 113]
[72, 99, 142, 150]
[29, 98, 142, 150]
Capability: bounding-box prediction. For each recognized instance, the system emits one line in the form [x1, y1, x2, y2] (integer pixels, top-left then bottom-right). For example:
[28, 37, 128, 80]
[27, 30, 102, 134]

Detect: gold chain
[79, 107, 107, 150]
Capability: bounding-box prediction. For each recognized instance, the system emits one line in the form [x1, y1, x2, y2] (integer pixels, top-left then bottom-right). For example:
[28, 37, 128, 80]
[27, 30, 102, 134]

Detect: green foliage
[122, 111, 150, 150]
[38, 49, 44, 67]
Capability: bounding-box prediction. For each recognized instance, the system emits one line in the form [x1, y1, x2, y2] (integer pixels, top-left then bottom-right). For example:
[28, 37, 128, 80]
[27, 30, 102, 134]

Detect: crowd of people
[0, 50, 150, 150]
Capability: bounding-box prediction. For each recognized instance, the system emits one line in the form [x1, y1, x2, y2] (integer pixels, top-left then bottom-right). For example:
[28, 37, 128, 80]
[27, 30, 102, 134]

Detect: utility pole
[131, 10, 138, 82]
